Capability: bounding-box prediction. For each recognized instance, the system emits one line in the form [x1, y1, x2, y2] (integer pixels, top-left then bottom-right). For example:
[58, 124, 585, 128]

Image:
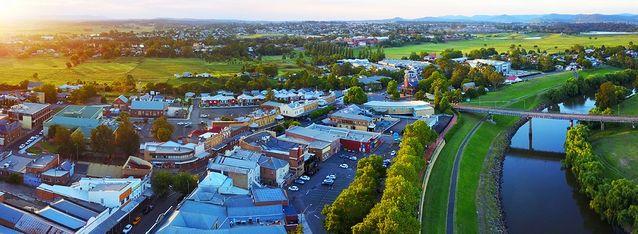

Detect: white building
[37, 177, 148, 208]
[363, 101, 435, 117]
[467, 59, 511, 74]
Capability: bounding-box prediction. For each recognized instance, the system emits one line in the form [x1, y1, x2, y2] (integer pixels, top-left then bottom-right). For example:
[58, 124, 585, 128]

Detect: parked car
[122, 224, 133, 234]
[390, 150, 396, 156]
[294, 179, 306, 185]
[322, 179, 334, 186]
[19, 144, 25, 149]
[339, 164, 349, 169]
[300, 175, 311, 181]
[288, 186, 299, 191]
[349, 156, 357, 161]
[132, 216, 142, 225]
[326, 174, 336, 180]
[143, 205, 155, 214]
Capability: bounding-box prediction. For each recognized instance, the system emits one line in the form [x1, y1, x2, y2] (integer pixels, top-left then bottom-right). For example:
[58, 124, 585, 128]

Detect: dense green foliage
[344, 86, 368, 105]
[543, 69, 638, 104]
[565, 125, 638, 230]
[152, 171, 199, 196]
[322, 155, 385, 234]
[309, 105, 336, 119]
[152, 116, 174, 142]
[351, 121, 437, 233]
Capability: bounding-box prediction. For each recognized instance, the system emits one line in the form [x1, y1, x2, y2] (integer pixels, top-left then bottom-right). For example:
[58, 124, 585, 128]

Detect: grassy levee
[453, 67, 622, 233]
[422, 114, 480, 234]
[383, 33, 638, 59]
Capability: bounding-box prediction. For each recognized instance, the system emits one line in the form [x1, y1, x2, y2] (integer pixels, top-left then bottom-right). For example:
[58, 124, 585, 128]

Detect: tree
[152, 116, 174, 142]
[265, 89, 275, 101]
[115, 113, 140, 156]
[70, 130, 85, 160]
[152, 171, 173, 197]
[38, 84, 58, 104]
[344, 86, 368, 105]
[90, 125, 115, 156]
[173, 172, 198, 195]
[595, 81, 627, 110]
[386, 80, 400, 100]
[53, 127, 74, 158]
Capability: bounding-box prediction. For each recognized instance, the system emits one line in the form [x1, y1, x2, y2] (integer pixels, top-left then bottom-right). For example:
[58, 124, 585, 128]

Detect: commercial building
[129, 100, 168, 117]
[23, 154, 75, 187]
[43, 105, 114, 139]
[239, 131, 308, 177]
[112, 95, 129, 111]
[156, 172, 293, 233]
[306, 124, 381, 153]
[139, 141, 208, 172]
[329, 104, 378, 131]
[8, 102, 54, 129]
[0, 116, 25, 148]
[358, 75, 386, 91]
[36, 177, 149, 209]
[208, 148, 262, 190]
[283, 125, 341, 161]
[467, 59, 512, 74]
[363, 100, 435, 117]
[262, 100, 319, 118]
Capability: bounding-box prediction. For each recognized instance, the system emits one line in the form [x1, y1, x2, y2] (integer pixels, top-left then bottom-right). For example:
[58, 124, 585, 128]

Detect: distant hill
[383, 14, 638, 24]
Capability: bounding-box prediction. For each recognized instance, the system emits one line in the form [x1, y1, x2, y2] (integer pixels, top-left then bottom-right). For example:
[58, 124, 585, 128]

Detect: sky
[1, 0, 638, 21]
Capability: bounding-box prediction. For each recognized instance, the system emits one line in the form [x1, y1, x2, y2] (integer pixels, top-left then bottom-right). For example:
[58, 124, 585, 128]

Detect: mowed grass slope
[422, 114, 481, 234]
[453, 67, 623, 233]
[384, 33, 638, 58]
[590, 95, 638, 181]
[0, 56, 303, 85]
[468, 67, 621, 106]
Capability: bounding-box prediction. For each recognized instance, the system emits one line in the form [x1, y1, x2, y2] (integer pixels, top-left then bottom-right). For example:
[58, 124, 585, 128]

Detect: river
[501, 95, 619, 233]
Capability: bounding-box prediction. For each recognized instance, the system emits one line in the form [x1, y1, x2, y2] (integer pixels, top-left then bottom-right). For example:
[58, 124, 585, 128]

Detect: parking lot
[288, 135, 399, 234]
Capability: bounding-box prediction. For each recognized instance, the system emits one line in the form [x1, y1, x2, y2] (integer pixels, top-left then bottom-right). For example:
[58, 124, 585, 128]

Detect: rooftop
[306, 124, 380, 142]
[9, 102, 50, 115]
[130, 100, 168, 111]
[364, 100, 432, 108]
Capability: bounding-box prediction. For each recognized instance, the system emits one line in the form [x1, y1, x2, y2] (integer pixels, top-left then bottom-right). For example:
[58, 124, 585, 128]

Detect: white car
[349, 156, 357, 161]
[19, 144, 25, 149]
[300, 175, 311, 181]
[122, 224, 133, 234]
[339, 164, 349, 169]
[326, 174, 337, 180]
[288, 186, 299, 191]
[390, 150, 396, 156]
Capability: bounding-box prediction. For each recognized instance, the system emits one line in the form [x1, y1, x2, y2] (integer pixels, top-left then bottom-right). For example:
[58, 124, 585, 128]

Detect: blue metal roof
[0, 203, 24, 225]
[252, 188, 287, 203]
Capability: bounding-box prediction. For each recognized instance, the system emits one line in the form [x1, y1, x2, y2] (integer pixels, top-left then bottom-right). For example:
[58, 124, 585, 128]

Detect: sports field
[0, 56, 303, 85]
[384, 33, 638, 58]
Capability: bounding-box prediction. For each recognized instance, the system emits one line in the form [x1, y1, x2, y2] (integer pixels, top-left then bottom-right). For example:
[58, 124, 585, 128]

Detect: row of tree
[322, 155, 385, 233]
[543, 69, 638, 104]
[327, 121, 438, 233]
[565, 125, 638, 229]
[151, 170, 199, 196]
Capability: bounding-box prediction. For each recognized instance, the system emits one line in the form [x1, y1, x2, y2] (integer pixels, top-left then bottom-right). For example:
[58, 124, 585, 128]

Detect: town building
[139, 141, 208, 172]
[43, 105, 115, 139]
[36, 177, 149, 209]
[262, 100, 319, 118]
[363, 101, 435, 117]
[305, 124, 381, 153]
[358, 75, 386, 91]
[8, 102, 54, 130]
[111, 95, 129, 111]
[283, 126, 341, 161]
[329, 104, 379, 131]
[0, 116, 26, 148]
[129, 100, 168, 117]
[239, 131, 308, 177]
[156, 172, 293, 233]
[208, 148, 262, 189]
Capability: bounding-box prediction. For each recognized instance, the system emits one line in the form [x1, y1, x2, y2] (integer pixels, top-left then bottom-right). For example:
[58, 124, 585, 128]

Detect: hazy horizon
[1, 0, 638, 22]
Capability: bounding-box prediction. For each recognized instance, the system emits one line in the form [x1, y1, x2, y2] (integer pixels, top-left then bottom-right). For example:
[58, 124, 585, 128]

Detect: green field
[590, 94, 638, 181]
[384, 33, 638, 58]
[0, 56, 303, 85]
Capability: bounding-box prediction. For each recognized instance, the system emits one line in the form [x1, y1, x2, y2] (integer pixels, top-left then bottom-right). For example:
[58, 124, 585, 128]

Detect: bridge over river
[454, 105, 638, 126]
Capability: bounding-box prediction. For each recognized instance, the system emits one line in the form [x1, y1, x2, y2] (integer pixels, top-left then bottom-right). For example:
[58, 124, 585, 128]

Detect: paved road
[445, 118, 484, 234]
[129, 191, 182, 234]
